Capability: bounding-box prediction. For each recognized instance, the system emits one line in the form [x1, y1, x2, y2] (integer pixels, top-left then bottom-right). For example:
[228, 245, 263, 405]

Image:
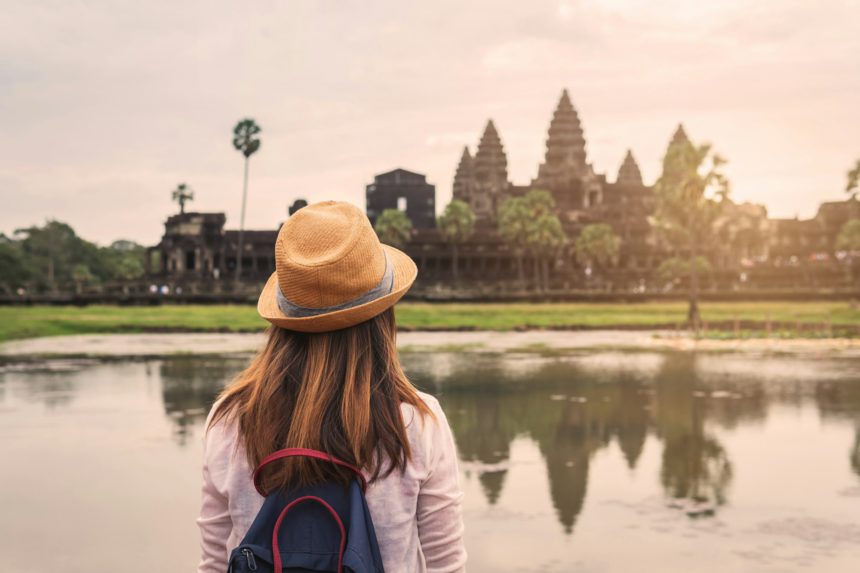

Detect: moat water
[1, 350, 859, 572]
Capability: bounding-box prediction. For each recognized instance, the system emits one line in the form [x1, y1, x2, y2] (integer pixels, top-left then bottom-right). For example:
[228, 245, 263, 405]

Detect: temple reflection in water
[143, 350, 860, 535]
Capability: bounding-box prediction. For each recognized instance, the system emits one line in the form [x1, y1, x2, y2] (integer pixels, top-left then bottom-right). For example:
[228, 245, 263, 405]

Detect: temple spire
[474, 120, 508, 185]
[455, 146, 473, 178]
[452, 146, 475, 203]
[469, 119, 509, 222]
[617, 149, 643, 186]
[670, 123, 690, 148]
[536, 89, 588, 182]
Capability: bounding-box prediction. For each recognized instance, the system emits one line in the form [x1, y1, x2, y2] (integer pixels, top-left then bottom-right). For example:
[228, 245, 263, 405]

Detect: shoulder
[399, 391, 444, 429]
[202, 398, 241, 460]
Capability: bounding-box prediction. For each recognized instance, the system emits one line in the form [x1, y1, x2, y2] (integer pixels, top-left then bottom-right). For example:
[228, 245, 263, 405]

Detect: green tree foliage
[232, 118, 262, 284]
[374, 209, 413, 249]
[657, 256, 712, 284]
[653, 131, 729, 328]
[838, 219, 860, 285]
[847, 159, 860, 198]
[837, 219, 860, 252]
[437, 199, 476, 283]
[0, 221, 145, 294]
[498, 196, 530, 287]
[71, 263, 93, 294]
[171, 182, 194, 214]
[0, 234, 30, 291]
[499, 190, 565, 291]
[574, 223, 621, 281]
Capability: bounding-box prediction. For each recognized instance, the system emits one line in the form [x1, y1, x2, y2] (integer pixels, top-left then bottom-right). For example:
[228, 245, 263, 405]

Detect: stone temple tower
[533, 89, 603, 216]
[452, 146, 475, 206]
[535, 89, 588, 182]
[616, 150, 643, 186]
[454, 119, 509, 225]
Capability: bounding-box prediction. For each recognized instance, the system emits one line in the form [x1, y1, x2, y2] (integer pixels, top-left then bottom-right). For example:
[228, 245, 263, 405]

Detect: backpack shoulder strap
[253, 448, 368, 496]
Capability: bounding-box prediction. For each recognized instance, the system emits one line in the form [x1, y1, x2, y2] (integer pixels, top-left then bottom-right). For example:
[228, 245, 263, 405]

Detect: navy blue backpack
[228, 448, 385, 573]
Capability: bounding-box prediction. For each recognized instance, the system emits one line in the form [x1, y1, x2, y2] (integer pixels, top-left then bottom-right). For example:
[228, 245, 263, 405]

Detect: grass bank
[0, 301, 857, 343]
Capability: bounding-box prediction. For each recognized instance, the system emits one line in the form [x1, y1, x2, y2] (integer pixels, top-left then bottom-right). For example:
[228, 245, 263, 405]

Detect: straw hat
[257, 201, 417, 333]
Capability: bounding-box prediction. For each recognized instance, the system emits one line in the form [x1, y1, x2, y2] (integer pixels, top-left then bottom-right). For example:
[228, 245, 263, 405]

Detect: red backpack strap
[253, 447, 368, 496]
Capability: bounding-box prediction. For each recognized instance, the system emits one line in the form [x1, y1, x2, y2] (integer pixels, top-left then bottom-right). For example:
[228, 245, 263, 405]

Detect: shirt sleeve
[416, 399, 467, 572]
[196, 413, 233, 573]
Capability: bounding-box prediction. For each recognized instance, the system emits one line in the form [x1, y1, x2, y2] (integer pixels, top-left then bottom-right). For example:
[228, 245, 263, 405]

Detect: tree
[837, 219, 860, 286]
[437, 199, 476, 284]
[499, 190, 565, 291]
[106, 240, 146, 281]
[71, 263, 93, 295]
[837, 219, 860, 252]
[575, 223, 620, 289]
[0, 235, 30, 293]
[374, 209, 413, 249]
[847, 159, 860, 199]
[657, 256, 712, 287]
[15, 221, 80, 292]
[232, 118, 262, 284]
[498, 196, 530, 288]
[8, 222, 146, 293]
[523, 190, 565, 292]
[653, 129, 729, 329]
[171, 183, 194, 214]
[526, 211, 566, 292]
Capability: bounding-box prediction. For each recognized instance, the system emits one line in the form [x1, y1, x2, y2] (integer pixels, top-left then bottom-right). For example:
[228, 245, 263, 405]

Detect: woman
[197, 201, 466, 572]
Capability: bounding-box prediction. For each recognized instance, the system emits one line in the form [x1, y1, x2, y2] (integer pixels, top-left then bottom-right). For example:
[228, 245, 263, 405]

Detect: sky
[1, 0, 859, 246]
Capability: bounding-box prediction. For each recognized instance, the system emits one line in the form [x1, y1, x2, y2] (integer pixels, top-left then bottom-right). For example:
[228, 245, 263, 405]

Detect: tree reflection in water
[148, 350, 860, 534]
[410, 351, 772, 533]
[653, 353, 733, 517]
[159, 357, 246, 445]
[813, 376, 860, 481]
[852, 427, 860, 480]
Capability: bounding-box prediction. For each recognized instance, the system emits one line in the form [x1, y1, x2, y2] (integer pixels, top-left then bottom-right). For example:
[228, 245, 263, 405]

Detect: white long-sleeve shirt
[197, 392, 467, 572]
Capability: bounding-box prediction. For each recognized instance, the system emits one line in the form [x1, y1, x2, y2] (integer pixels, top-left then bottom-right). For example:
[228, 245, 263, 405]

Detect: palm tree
[171, 183, 194, 214]
[498, 196, 530, 289]
[653, 128, 729, 330]
[574, 223, 620, 290]
[523, 190, 565, 292]
[71, 263, 92, 295]
[837, 219, 860, 286]
[232, 118, 262, 284]
[374, 209, 413, 249]
[847, 159, 860, 199]
[437, 199, 476, 284]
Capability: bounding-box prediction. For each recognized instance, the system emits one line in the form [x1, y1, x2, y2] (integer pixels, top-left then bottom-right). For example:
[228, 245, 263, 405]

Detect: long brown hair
[209, 307, 432, 493]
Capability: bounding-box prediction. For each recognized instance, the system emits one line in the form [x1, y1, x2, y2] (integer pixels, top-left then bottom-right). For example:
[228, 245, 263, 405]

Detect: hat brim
[257, 244, 418, 333]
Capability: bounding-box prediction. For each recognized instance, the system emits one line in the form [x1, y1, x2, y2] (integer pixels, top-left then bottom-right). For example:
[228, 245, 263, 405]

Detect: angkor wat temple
[146, 90, 858, 296]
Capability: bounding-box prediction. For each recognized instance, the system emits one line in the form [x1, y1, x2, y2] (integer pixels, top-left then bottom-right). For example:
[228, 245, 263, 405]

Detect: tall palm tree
[523, 191, 565, 292]
[575, 223, 620, 290]
[171, 183, 194, 214]
[374, 209, 413, 249]
[653, 129, 729, 330]
[847, 159, 860, 199]
[232, 118, 262, 284]
[437, 199, 476, 284]
[498, 196, 530, 289]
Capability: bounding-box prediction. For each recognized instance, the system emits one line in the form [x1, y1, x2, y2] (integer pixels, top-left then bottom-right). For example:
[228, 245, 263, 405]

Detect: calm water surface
[1, 350, 859, 572]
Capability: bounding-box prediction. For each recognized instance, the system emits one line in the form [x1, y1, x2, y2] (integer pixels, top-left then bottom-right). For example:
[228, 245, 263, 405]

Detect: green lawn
[0, 301, 857, 342]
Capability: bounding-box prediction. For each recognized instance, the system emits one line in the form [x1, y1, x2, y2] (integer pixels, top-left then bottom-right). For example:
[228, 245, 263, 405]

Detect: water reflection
[406, 351, 856, 532]
[0, 346, 860, 552]
[159, 357, 246, 445]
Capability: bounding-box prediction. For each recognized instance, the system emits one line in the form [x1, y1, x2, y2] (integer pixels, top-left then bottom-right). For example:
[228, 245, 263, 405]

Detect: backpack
[227, 448, 385, 573]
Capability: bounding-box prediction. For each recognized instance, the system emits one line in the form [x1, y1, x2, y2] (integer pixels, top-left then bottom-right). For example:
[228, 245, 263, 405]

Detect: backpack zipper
[241, 548, 258, 571]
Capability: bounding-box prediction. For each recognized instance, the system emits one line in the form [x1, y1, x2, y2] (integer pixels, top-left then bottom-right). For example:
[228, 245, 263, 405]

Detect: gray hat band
[276, 252, 395, 318]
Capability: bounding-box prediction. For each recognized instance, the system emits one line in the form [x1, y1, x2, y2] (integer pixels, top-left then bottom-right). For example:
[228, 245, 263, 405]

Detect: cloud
[1, 0, 858, 244]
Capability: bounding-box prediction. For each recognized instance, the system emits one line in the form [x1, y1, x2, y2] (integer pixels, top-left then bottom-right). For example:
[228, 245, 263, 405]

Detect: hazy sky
[2, 0, 859, 245]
